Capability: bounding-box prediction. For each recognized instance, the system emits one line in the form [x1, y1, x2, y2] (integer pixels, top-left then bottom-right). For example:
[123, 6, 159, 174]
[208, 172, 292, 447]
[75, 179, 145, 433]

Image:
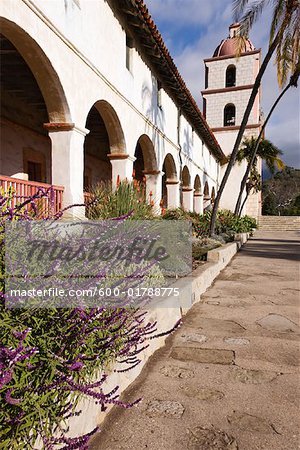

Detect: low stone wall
[66, 233, 250, 438]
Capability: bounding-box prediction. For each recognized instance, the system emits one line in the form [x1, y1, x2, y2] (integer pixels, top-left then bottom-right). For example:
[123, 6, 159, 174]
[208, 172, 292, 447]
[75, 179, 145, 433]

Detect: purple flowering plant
[0, 187, 180, 449]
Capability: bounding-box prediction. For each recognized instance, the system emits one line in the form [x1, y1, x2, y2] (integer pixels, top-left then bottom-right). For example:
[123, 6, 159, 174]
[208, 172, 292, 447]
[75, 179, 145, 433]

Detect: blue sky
[146, 0, 300, 169]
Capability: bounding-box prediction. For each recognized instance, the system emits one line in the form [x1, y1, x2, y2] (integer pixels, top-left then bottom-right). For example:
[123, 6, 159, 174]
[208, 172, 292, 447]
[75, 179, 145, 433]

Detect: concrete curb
[66, 232, 250, 438]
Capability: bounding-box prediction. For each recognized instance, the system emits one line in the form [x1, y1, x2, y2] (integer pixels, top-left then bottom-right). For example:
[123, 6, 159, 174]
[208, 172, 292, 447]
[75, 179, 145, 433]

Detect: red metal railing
[0, 175, 64, 216]
[83, 191, 93, 205]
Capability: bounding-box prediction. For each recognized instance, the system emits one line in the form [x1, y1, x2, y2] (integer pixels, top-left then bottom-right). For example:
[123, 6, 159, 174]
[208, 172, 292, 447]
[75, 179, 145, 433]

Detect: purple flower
[13, 328, 31, 341]
[5, 389, 21, 405]
[68, 361, 84, 371]
[0, 370, 12, 388]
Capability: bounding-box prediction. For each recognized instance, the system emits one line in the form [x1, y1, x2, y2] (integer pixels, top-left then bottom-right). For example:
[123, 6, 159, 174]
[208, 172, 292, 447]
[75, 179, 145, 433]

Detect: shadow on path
[239, 233, 300, 262]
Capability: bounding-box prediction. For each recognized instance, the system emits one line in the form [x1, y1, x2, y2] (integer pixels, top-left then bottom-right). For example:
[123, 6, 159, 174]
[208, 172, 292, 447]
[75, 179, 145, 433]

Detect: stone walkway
[90, 232, 300, 450]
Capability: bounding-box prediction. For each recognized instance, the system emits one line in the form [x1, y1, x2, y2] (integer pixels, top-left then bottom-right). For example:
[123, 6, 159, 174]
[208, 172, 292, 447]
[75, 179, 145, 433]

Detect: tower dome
[213, 23, 255, 57]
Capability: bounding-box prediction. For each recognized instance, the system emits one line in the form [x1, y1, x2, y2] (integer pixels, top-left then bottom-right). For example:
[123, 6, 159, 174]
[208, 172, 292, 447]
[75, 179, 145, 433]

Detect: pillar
[108, 153, 135, 187]
[166, 181, 180, 209]
[203, 195, 211, 210]
[144, 170, 162, 214]
[46, 123, 88, 219]
[182, 187, 194, 212]
[194, 193, 204, 214]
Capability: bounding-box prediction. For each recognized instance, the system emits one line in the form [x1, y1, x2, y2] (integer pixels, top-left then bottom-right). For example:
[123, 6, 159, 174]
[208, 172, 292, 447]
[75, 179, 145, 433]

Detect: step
[258, 216, 300, 231]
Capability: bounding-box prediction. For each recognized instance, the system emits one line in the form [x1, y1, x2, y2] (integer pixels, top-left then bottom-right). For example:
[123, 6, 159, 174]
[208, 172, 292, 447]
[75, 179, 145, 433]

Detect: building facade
[202, 23, 262, 217]
[0, 0, 226, 218]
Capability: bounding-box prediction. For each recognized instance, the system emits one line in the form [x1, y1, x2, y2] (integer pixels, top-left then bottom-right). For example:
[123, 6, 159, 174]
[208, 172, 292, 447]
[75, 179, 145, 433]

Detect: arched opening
[211, 187, 216, 204]
[181, 165, 192, 210]
[181, 166, 191, 189]
[193, 175, 203, 214]
[225, 65, 236, 88]
[0, 18, 70, 124]
[161, 153, 177, 209]
[203, 181, 211, 211]
[0, 20, 70, 213]
[133, 134, 157, 182]
[224, 104, 236, 127]
[83, 101, 125, 191]
[133, 135, 158, 205]
[194, 175, 202, 194]
[204, 181, 210, 198]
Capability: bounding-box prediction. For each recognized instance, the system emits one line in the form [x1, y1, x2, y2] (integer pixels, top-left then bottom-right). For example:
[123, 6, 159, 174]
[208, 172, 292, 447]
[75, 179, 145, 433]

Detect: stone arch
[194, 175, 202, 194]
[193, 175, 203, 214]
[225, 64, 236, 88]
[162, 153, 177, 182]
[181, 166, 191, 188]
[83, 100, 126, 189]
[93, 100, 126, 155]
[211, 186, 216, 203]
[161, 153, 178, 209]
[204, 181, 210, 198]
[0, 17, 71, 123]
[133, 134, 158, 181]
[203, 181, 211, 211]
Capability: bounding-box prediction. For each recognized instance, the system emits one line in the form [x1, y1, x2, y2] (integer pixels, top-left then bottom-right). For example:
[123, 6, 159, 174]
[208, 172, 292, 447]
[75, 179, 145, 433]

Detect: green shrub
[192, 237, 222, 260]
[162, 208, 257, 238]
[86, 180, 154, 220]
[162, 208, 211, 236]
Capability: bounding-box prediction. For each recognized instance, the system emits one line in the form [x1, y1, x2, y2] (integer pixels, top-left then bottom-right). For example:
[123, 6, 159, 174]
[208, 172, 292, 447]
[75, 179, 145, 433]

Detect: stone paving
[89, 232, 300, 450]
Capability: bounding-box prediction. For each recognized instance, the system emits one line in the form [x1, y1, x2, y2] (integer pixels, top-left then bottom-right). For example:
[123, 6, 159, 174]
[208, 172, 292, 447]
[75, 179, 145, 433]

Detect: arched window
[224, 104, 236, 126]
[225, 65, 236, 87]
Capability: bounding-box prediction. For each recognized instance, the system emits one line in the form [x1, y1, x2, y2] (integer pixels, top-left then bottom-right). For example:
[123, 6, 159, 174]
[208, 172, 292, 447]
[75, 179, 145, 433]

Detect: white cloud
[146, 0, 232, 27]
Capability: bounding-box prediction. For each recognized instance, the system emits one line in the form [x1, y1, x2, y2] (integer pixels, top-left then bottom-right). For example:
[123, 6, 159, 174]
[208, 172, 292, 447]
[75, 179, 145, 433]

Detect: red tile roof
[112, 0, 226, 162]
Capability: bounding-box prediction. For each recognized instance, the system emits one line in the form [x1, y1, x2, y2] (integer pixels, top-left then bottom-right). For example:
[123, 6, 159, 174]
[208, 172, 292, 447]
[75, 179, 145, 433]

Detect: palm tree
[239, 166, 262, 217]
[209, 0, 300, 235]
[235, 137, 285, 215]
[234, 59, 300, 215]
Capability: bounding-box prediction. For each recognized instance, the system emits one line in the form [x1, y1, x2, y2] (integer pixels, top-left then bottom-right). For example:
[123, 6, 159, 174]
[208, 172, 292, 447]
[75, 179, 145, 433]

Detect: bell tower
[202, 23, 262, 217]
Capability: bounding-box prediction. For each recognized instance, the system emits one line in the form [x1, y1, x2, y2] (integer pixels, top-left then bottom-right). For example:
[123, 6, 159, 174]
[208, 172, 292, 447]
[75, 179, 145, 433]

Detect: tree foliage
[262, 166, 300, 215]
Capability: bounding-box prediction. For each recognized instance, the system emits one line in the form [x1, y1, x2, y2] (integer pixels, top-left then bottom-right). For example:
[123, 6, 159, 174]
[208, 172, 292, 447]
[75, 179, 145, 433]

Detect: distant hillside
[262, 167, 300, 216]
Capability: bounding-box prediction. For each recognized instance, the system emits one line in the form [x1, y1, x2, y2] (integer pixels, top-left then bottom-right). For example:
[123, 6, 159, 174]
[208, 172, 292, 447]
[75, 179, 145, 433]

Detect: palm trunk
[209, 31, 281, 236]
[239, 190, 249, 217]
[234, 82, 292, 216]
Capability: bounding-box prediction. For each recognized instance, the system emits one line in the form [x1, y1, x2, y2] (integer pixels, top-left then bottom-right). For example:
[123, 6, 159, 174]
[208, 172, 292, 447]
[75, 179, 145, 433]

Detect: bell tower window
[226, 65, 236, 87]
[224, 104, 236, 126]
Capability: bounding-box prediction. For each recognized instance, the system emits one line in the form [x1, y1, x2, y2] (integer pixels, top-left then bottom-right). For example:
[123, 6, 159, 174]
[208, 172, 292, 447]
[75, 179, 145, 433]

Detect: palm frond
[232, 0, 251, 22]
[274, 157, 285, 171]
[290, 10, 300, 71]
[270, 0, 286, 43]
[277, 29, 293, 86]
[234, 35, 249, 57]
[237, 137, 257, 163]
[238, 0, 270, 36]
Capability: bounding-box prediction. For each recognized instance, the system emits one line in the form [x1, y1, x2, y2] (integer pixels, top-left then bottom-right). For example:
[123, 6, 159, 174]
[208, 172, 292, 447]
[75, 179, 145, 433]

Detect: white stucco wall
[0, 0, 220, 210]
[217, 127, 261, 214]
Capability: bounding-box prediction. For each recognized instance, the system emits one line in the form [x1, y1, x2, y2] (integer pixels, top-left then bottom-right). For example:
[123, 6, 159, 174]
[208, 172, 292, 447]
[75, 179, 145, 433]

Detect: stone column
[194, 193, 204, 214]
[166, 181, 180, 209]
[143, 170, 162, 214]
[182, 187, 194, 212]
[108, 153, 135, 187]
[203, 195, 211, 210]
[46, 123, 88, 219]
